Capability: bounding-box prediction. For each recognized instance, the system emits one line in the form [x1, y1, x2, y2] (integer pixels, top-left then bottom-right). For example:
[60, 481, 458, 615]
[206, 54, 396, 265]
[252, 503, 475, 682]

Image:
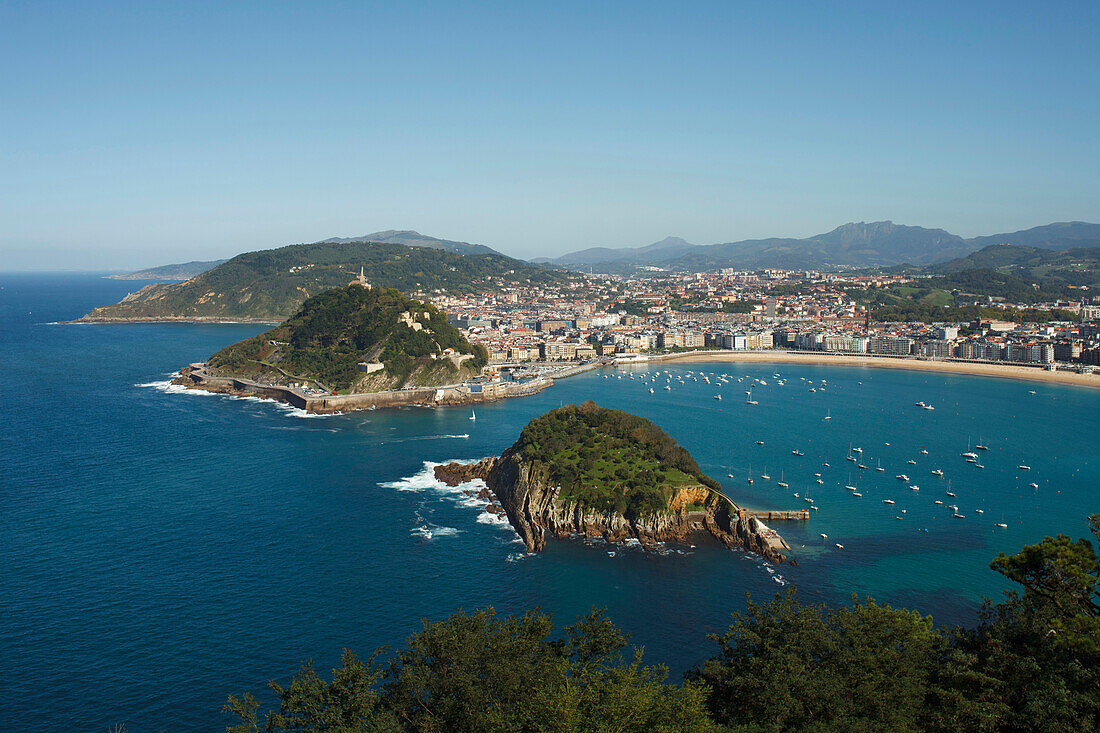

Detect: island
[174, 282, 552, 412]
[435, 401, 799, 563]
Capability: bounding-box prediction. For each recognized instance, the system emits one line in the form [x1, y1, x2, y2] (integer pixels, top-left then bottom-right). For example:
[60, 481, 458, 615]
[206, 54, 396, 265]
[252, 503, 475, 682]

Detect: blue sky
[2, 1, 1098, 269]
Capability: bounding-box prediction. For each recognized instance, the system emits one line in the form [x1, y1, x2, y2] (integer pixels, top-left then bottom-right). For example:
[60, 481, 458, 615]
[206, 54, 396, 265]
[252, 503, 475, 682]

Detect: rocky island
[436, 402, 795, 563]
[175, 282, 550, 412]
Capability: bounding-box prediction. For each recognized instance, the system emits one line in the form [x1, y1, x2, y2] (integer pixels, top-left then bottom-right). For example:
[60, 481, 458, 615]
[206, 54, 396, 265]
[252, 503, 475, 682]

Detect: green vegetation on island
[226, 514, 1100, 732]
[207, 285, 487, 391]
[82, 239, 568, 321]
[509, 402, 720, 517]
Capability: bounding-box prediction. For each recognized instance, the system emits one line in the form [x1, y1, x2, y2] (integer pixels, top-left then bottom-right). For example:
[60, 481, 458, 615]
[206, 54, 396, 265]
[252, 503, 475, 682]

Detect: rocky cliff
[435, 451, 788, 564]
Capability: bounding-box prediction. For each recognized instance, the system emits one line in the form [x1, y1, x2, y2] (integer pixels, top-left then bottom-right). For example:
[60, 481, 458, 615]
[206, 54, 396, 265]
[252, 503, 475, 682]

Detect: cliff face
[435, 450, 787, 564]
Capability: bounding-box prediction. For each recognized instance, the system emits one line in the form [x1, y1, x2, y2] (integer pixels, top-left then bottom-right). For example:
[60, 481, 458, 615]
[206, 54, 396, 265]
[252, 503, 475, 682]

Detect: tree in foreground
[225, 607, 714, 732]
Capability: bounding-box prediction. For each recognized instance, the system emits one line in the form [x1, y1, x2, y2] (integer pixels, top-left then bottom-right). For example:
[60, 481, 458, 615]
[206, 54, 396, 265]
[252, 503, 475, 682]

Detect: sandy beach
[650, 350, 1100, 389]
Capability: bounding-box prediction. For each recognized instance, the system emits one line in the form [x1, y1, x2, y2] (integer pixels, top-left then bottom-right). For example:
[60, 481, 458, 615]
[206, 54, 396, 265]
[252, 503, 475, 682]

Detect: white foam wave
[135, 379, 334, 417]
[411, 524, 463, 541]
[381, 461, 521, 541]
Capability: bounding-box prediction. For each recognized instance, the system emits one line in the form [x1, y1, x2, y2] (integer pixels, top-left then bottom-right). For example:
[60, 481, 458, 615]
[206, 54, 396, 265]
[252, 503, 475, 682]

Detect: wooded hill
[206, 285, 487, 391]
[510, 401, 720, 518]
[81, 240, 569, 321]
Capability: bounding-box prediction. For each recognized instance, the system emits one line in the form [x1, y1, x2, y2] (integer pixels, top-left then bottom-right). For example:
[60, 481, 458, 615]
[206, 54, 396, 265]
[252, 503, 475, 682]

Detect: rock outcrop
[435, 450, 788, 564]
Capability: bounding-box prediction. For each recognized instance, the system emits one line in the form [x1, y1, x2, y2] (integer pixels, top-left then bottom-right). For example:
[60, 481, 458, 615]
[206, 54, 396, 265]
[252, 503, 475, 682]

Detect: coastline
[647, 350, 1100, 389]
[64, 316, 284, 324]
[173, 363, 560, 413]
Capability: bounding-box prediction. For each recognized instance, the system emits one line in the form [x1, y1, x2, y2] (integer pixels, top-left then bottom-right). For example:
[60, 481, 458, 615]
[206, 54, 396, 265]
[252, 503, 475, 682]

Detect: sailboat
[746, 387, 758, 406]
[823, 409, 832, 421]
[975, 435, 989, 451]
[761, 466, 771, 481]
[777, 471, 789, 489]
[469, 410, 477, 421]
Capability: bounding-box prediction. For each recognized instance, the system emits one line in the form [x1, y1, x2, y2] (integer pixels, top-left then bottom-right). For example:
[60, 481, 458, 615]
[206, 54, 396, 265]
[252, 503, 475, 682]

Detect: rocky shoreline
[435, 454, 790, 564]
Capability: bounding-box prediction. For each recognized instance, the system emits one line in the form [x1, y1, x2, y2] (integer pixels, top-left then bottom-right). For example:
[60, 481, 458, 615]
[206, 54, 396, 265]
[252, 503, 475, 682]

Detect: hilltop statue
[349, 265, 371, 289]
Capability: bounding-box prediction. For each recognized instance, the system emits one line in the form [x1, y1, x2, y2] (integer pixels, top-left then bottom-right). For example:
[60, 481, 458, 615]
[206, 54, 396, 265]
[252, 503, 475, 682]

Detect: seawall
[175, 364, 553, 414]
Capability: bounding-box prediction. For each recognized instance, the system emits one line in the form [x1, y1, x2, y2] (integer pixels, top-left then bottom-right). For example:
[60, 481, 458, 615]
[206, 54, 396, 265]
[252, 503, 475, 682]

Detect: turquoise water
[3, 273, 1099, 731]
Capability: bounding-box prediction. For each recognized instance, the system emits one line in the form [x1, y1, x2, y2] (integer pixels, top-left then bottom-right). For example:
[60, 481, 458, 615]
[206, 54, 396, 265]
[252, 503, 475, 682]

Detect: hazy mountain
[319, 230, 501, 256]
[544, 236, 698, 266]
[108, 259, 228, 280]
[964, 222, 1100, 251]
[79, 240, 567, 322]
[544, 221, 1100, 271]
[931, 243, 1100, 292]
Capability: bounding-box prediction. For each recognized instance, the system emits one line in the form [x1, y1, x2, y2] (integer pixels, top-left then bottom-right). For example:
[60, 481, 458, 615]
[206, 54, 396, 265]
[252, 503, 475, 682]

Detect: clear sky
[2, 1, 1098, 270]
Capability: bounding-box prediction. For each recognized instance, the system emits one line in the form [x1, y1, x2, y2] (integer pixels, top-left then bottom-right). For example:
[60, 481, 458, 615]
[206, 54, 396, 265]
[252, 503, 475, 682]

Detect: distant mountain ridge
[318, 230, 501, 256]
[109, 259, 228, 280]
[544, 221, 1100, 271]
[79, 240, 567, 322]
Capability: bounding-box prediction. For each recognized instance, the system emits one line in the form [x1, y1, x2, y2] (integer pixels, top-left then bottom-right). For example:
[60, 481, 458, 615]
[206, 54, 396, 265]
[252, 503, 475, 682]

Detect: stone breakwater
[435, 455, 791, 564]
[172, 364, 552, 414]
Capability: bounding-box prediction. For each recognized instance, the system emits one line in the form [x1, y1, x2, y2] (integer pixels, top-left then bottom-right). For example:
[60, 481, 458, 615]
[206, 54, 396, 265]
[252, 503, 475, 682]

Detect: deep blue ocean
[3, 273, 1099, 731]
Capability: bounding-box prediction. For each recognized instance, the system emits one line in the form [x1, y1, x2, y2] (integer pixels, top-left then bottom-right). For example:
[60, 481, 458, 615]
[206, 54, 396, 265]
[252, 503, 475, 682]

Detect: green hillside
[509, 402, 720, 518]
[206, 285, 487, 391]
[81, 240, 568, 321]
[931, 244, 1100, 294]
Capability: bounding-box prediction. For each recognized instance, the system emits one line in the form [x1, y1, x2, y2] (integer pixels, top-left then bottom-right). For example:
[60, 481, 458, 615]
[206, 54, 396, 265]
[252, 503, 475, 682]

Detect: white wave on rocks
[134, 378, 332, 418]
[381, 461, 521, 543]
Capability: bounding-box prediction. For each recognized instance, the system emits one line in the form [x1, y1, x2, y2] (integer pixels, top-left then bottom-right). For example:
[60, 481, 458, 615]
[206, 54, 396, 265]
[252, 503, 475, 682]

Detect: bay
[3, 273, 1097, 731]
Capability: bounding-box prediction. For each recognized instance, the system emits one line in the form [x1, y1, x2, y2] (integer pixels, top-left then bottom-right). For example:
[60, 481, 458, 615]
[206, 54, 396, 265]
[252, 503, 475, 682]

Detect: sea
[3, 272, 1099, 731]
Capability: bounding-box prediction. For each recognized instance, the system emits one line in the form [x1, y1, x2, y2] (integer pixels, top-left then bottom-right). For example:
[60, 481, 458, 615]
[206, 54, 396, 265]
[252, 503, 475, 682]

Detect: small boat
[946, 491, 956, 497]
[975, 509, 985, 514]
[975, 463, 985, 469]
[822, 462, 831, 467]
[923, 404, 935, 411]
[1018, 465, 1031, 470]
[975, 437, 989, 451]
[755, 440, 765, 445]
[852, 492, 862, 497]
[882, 499, 895, 504]
[649, 388, 654, 394]
[896, 474, 909, 482]
[761, 469, 771, 480]
[934, 500, 943, 505]
[836, 543, 844, 549]
[727, 473, 735, 478]
[853, 447, 863, 454]
[921, 449, 929, 455]
[469, 410, 477, 421]
[910, 485, 920, 491]
[932, 469, 944, 477]
[824, 410, 832, 421]
[1029, 482, 1039, 489]
[915, 401, 926, 407]
[814, 473, 821, 477]
[954, 513, 965, 519]
[845, 485, 858, 491]
[907, 460, 917, 465]
[858, 463, 868, 470]
[962, 452, 978, 460]
[792, 449, 804, 456]
[816, 479, 824, 485]
[778, 481, 789, 489]
[820, 533, 828, 539]
[714, 394, 721, 400]
[995, 522, 1008, 528]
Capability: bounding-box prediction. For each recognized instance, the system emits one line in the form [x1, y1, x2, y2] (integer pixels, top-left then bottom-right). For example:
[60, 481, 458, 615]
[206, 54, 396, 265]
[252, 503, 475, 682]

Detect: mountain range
[542, 221, 1100, 272]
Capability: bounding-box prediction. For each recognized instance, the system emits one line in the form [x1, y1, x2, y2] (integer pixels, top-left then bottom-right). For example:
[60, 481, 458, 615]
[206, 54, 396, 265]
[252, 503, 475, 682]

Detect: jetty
[176, 363, 552, 414]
